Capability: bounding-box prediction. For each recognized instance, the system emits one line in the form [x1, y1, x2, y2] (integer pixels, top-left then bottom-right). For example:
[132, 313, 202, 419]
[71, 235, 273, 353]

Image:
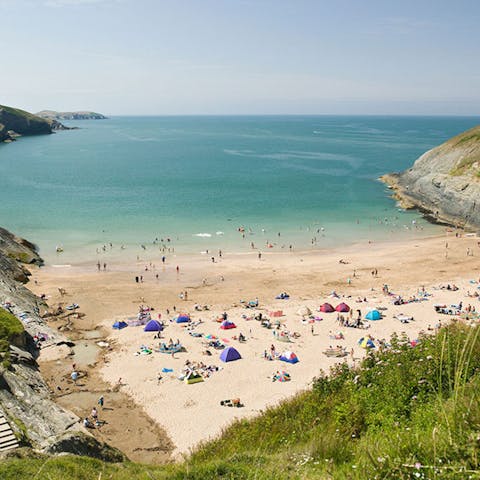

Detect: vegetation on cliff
[0, 308, 23, 368]
[2, 323, 480, 479]
[0, 105, 52, 142]
[445, 126, 480, 176]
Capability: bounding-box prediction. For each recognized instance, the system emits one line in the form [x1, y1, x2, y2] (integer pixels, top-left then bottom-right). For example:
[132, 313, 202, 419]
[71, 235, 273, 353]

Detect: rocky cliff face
[0, 106, 52, 142]
[0, 228, 122, 461]
[381, 125, 480, 229]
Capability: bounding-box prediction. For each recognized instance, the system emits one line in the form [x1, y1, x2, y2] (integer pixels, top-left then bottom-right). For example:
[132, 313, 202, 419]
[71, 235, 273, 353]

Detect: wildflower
[414, 462, 422, 469]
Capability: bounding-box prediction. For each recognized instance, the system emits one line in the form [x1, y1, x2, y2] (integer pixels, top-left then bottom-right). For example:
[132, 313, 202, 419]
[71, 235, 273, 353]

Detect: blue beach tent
[365, 309, 381, 321]
[176, 314, 190, 323]
[279, 351, 299, 364]
[112, 320, 128, 330]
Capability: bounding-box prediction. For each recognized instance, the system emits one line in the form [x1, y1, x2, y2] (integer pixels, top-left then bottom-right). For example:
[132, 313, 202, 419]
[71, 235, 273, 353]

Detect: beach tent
[279, 351, 299, 364]
[219, 346, 242, 362]
[176, 314, 190, 323]
[220, 320, 236, 330]
[358, 337, 375, 349]
[112, 320, 128, 330]
[144, 319, 163, 332]
[184, 371, 204, 384]
[335, 302, 350, 312]
[297, 306, 312, 316]
[365, 309, 382, 321]
[320, 303, 335, 313]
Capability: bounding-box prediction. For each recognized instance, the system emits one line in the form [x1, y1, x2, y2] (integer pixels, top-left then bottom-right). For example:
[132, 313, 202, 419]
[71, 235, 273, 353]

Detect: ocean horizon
[1, 115, 478, 264]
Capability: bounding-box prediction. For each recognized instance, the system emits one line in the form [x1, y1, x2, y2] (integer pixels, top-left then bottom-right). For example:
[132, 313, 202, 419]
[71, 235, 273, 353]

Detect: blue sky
[1, 0, 479, 115]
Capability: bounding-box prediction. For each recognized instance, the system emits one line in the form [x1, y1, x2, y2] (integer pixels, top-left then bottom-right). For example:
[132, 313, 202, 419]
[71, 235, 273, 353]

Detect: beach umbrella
[279, 351, 299, 364]
[365, 309, 381, 321]
[276, 371, 291, 382]
[320, 303, 335, 313]
[335, 302, 350, 312]
[358, 337, 375, 349]
[220, 346, 241, 362]
[297, 306, 312, 316]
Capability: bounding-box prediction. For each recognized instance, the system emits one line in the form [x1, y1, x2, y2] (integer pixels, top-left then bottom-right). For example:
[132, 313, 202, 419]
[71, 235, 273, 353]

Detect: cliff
[0, 105, 52, 142]
[381, 125, 480, 229]
[36, 110, 107, 120]
[0, 228, 122, 461]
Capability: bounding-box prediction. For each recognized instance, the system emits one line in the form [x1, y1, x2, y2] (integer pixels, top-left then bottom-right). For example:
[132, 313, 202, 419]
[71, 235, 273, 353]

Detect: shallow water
[1, 115, 477, 264]
[71, 341, 100, 367]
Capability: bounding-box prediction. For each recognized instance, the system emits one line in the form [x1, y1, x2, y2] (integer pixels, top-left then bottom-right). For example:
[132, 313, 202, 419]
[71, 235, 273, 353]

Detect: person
[176, 265, 180, 274]
[91, 407, 98, 421]
[103, 263, 107, 271]
[98, 396, 104, 409]
[311, 324, 314, 335]
[83, 417, 93, 428]
[71, 370, 78, 385]
[96, 261, 101, 271]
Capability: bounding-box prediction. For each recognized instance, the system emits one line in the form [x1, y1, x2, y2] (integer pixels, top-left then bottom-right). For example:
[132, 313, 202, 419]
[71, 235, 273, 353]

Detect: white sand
[32, 232, 480, 457]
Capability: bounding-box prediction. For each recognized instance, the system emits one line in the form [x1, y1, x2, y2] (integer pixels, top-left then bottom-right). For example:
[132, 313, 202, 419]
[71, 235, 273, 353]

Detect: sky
[1, 0, 479, 115]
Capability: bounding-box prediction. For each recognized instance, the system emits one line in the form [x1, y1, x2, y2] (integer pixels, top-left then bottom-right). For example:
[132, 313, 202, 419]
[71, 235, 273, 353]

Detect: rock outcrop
[0, 106, 52, 142]
[36, 110, 107, 120]
[0, 228, 123, 461]
[381, 125, 480, 230]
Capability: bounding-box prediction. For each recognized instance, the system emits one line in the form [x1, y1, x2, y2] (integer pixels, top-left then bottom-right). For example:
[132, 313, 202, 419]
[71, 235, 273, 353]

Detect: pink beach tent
[335, 302, 350, 312]
[220, 320, 237, 330]
[319, 303, 335, 313]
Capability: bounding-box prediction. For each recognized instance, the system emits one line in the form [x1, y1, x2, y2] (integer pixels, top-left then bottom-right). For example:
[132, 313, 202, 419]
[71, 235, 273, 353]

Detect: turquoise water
[0, 115, 478, 264]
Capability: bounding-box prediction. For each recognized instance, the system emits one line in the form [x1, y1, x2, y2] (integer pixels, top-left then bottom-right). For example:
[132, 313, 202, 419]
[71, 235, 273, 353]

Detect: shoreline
[30, 227, 480, 459]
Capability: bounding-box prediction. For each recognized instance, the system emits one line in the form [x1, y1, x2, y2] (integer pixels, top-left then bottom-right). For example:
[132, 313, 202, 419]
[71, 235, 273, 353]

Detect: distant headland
[0, 104, 53, 142]
[36, 110, 108, 120]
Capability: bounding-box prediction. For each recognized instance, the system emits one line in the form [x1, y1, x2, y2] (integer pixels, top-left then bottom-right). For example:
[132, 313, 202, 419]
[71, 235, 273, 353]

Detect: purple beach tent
[144, 319, 163, 332]
[219, 346, 242, 362]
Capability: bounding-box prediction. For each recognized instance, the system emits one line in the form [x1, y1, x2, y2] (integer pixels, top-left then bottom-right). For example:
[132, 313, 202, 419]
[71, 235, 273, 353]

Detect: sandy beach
[31, 231, 480, 459]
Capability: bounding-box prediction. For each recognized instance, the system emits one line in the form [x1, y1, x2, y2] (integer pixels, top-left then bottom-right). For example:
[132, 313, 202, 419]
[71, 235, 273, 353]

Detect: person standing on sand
[103, 263, 107, 271]
[98, 396, 104, 409]
[97, 261, 101, 271]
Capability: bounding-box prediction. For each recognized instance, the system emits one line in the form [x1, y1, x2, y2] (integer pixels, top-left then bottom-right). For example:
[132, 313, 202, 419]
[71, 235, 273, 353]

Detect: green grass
[0, 105, 47, 123]
[447, 126, 480, 176]
[1, 324, 480, 479]
[0, 307, 23, 367]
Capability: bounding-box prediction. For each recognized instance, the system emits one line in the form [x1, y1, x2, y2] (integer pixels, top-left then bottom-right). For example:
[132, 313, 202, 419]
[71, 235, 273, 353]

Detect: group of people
[83, 396, 105, 429]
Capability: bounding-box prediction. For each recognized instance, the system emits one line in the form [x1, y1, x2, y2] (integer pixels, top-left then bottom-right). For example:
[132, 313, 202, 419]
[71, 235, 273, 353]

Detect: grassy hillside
[0, 307, 24, 368]
[444, 126, 480, 176]
[0, 105, 52, 140]
[1, 324, 480, 479]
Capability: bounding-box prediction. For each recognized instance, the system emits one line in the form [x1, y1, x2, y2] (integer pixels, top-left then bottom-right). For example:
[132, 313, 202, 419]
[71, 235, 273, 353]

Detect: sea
[0, 115, 478, 265]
